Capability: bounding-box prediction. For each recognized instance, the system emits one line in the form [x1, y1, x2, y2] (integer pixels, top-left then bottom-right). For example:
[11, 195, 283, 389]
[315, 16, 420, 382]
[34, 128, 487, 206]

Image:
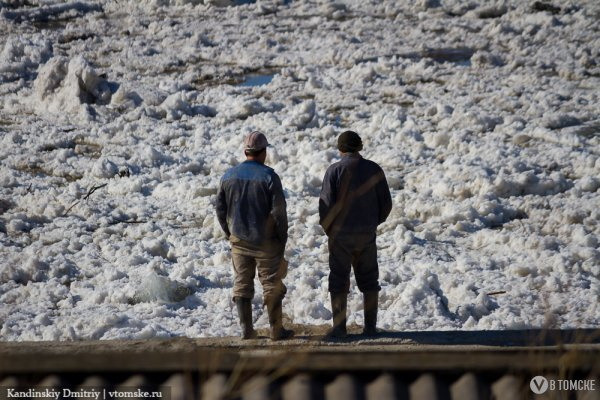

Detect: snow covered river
[0, 0, 598, 340]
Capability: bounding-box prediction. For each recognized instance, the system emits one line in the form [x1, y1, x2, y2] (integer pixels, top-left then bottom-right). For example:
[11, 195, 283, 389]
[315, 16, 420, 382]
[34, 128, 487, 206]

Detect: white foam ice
[0, 0, 599, 340]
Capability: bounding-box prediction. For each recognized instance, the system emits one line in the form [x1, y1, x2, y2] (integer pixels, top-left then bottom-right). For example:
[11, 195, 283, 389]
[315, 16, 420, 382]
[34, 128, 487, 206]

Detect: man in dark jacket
[319, 130, 392, 338]
[216, 131, 293, 340]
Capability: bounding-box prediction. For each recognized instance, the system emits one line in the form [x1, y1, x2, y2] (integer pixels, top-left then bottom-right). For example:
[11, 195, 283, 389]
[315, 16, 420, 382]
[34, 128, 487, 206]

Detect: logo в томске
[530, 376, 597, 394]
[530, 376, 549, 394]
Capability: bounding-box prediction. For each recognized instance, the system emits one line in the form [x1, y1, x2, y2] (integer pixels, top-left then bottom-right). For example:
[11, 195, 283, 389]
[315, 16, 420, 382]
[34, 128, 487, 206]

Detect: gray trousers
[328, 232, 381, 294]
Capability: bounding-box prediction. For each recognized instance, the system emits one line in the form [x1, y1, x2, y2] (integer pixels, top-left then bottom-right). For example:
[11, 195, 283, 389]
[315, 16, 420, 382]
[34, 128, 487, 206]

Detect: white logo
[531, 376, 549, 394]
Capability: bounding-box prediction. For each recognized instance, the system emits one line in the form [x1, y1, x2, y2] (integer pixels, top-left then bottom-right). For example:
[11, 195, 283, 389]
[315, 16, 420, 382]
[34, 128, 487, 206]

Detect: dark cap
[337, 130, 363, 153]
[244, 131, 269, 151]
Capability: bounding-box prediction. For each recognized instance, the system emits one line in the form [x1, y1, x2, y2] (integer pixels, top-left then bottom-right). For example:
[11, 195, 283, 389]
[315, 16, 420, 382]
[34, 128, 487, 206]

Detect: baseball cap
[244, 131, 270, 151]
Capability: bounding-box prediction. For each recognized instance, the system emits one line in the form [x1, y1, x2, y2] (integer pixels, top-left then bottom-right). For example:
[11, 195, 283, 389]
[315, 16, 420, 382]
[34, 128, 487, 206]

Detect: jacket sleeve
[376, 168, 392, 224]
[270, 174, 288, 246]
[215, 179, 230, 238]
[319, 167, 337, 234]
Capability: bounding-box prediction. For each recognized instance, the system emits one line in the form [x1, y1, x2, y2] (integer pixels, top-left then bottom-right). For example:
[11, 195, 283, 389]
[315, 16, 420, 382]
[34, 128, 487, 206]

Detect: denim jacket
[216, 161, 288, 247]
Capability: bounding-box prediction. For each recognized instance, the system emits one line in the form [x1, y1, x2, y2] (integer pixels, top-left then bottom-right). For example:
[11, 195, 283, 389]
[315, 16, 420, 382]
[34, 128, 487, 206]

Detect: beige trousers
[230, 236, 287, 304]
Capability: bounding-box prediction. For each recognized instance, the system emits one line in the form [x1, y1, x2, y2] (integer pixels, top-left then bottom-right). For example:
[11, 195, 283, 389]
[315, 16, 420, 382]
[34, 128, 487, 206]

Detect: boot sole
[271, 329, 294, 341]
[242, 331, 258, 340]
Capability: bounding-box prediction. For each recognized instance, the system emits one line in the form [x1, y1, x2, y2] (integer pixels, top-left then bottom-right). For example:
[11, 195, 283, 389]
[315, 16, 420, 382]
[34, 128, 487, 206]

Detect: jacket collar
[341, 152, 362, 159]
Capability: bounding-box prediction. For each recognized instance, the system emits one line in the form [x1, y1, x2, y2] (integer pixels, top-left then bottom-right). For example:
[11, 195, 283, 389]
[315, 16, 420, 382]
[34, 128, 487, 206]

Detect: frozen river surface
[0, 0, 599, 340]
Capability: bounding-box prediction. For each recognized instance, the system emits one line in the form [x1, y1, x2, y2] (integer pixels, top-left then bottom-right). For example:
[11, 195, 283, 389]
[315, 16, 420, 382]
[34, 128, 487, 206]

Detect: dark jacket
[319, 153, 392, 236]
[216, 160, 288, 247]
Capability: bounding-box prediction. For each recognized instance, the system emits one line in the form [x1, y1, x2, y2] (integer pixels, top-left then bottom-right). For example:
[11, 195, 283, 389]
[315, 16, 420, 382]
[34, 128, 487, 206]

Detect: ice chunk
[133, 272, 192, 303]
[576, 176, 600, 193]
[0, 36, 53, 82]
[33, 56, 113, 119]
[159, 92, 216, 120]
[110, 85, 142, 109]
[92, 158, 119, 179]
[1, 2, 102, 23]
[283, 100, 318, 129]
[141, 237, 172, 259]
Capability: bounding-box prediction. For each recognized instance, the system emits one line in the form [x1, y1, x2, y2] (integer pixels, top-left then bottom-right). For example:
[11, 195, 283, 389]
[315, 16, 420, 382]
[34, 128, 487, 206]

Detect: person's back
[319, 154, 390, 237]
[218, 160, 287, 247]
[215, 131, 292, 341]
[319, 130, 392, 339]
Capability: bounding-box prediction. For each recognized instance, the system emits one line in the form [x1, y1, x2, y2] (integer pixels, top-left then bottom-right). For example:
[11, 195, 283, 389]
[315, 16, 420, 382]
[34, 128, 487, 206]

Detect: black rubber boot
[235, 297, 257, 339]
[267, 298, 294, 341]
[327, 293, 347, 339]
[363, 291, 378, 336]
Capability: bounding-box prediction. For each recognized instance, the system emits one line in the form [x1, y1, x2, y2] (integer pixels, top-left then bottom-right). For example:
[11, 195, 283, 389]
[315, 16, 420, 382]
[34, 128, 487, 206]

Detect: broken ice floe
[132, 272, 192, 304]
[34, 56, 114, 119]
[0, 2, 103, 24]
[0, 36, 53, 83]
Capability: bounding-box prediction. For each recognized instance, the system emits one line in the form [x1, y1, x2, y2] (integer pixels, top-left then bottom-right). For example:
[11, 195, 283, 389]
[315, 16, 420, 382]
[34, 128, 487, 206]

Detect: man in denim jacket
[216, 131, 293, 340]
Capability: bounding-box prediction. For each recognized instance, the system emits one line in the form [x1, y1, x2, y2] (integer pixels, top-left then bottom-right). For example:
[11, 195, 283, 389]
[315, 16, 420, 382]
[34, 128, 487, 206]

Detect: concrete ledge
[1, 333, 599, 374]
